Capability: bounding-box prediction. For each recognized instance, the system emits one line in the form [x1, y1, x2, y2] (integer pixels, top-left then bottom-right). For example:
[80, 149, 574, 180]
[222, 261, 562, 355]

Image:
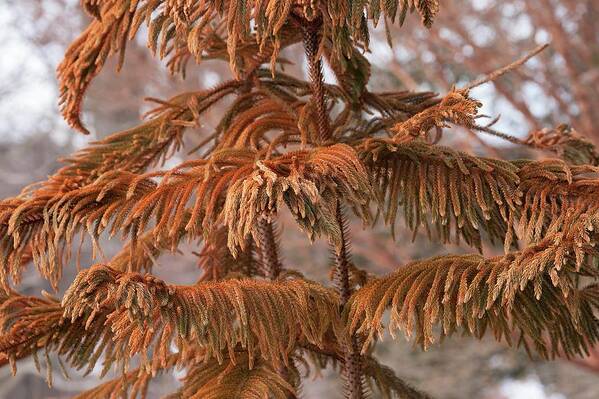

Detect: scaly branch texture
[2, 1, 599, 398]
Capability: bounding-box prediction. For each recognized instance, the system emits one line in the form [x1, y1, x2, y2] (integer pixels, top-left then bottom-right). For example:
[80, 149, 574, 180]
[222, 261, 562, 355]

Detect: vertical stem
[301, 16, 364, 398]
[333, 204, 365, 399]
[302, 17, 331, 143]
[255, 217, 297, 397]
[334, 205, 352, 306]
[256, 217, 283, 279]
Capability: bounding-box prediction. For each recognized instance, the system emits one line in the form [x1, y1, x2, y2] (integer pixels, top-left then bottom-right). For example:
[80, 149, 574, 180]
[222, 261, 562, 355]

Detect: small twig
[474, 125, 526, 146]
[462, 43, 549, 91]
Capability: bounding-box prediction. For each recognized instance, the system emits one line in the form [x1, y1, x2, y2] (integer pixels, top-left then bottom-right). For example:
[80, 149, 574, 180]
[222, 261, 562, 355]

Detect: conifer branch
[462, 43, 549, 91]
[1, 266, 343, 378]
[347, 252, 599, 357]
[0, 291, 63, 375]
[523, 125, 599, 166]
[360, 138, 599, 251]
[1, 143, 372, 288]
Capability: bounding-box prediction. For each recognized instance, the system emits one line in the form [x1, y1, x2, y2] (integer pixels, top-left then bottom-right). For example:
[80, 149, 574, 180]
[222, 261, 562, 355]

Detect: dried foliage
[524, 125, 599, 166]
[347, 254, 599, 357]
[59, 0, 440, 133]
[2, 1, 599, 398]
[391, 90, 480, 143]
[172, 352, 296, 399]
[362, 136, 599, 253]
[62, 265, 341, 369]
[0, 266, 341, 383]
[0, 291, 63, 377]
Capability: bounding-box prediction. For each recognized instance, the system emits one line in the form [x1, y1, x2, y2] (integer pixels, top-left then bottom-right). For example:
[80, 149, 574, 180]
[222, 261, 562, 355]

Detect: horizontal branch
[1, 143, 372, 287]
[347, 248, 599, 358]
[361, 138, 599, 251]
[1, 266, 342, 379]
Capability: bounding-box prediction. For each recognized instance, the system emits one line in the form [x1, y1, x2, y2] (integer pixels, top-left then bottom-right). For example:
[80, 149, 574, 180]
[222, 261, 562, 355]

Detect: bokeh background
[1, 0, 599, 398]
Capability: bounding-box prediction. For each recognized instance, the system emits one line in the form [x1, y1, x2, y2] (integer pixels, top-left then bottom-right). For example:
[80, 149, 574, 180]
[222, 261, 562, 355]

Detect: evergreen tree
[2, 1, 599, 398]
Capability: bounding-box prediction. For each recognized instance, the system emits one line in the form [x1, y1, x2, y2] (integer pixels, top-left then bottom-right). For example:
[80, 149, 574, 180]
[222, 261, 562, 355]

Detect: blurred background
[1, 0, 598, 398]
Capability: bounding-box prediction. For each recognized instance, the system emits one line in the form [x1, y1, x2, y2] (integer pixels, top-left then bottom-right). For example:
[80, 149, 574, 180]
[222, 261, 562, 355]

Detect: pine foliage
[347, 254, 599, 357]
[361, 136, 599, 252]
[59, 265, 341, 370]
[2, 1, 599, 398]
[173, 353, 296, 399]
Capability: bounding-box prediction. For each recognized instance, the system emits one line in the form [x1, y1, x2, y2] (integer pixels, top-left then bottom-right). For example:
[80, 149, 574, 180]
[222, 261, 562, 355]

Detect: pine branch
[0, 81, 242, 284]
[0, 291, 63, 376]
[64, 266, 341, 369]
[360, 138, 599, 251]
[523, 125, 599, 166]
[1, 267, 342, 378]
[391, 90, 481, 143]
[462, 43, 549, 91]
[347, 251, 599, 358]
[1, 144, 371, 288]
[0, 170, 161, 288]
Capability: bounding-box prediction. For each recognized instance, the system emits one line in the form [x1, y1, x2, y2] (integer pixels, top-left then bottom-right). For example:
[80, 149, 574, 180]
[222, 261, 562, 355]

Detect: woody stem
[302, 16, 331, 143]
[333, 204, 364, 399]
[255, 217, 297, 397]
[301, 16, 364, 399]
[256, 218, 283, 279]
